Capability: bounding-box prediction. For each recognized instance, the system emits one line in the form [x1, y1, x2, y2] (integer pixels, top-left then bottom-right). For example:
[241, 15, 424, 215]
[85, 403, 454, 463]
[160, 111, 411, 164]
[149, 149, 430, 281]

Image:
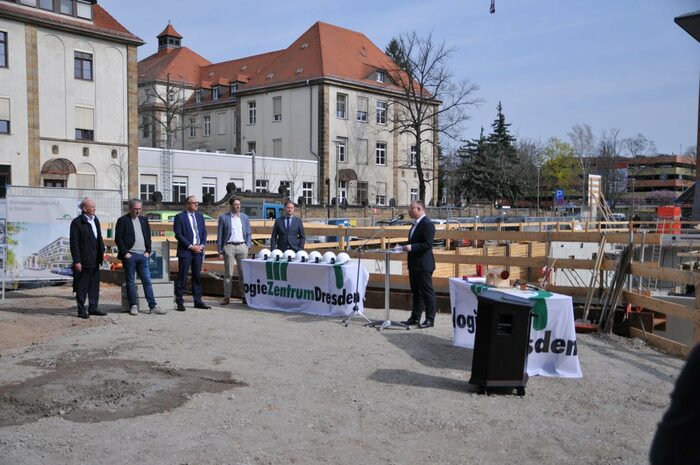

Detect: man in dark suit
[217, 196, 253, 305]
[69, 197, 106, 319]
[115, 198, 166, 316]
[270, 200, 305, 252]
[173, 195, 210, 311]
[400, 200, 436, 328]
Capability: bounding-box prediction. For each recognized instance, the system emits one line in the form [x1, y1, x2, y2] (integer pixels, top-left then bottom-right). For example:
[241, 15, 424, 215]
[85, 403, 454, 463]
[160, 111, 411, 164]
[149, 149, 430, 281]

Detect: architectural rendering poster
[4, 196, 79, 281]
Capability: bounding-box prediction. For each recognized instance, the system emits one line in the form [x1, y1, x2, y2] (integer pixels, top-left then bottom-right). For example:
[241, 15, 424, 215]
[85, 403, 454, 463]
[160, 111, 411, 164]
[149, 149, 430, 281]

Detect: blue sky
[100, 0, 699, 155]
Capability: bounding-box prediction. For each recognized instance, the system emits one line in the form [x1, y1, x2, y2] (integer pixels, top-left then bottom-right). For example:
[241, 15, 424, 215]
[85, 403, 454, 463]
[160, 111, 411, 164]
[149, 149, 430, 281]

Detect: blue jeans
[123, 253, 157, 309]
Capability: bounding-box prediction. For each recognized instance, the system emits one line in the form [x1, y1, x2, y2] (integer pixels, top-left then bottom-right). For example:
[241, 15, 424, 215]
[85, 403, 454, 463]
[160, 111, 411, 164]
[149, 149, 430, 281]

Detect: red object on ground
[657, 205, 681, 234]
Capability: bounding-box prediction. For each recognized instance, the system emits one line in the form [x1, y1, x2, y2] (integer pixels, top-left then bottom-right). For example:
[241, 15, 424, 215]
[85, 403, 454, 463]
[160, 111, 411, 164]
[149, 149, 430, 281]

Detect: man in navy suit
[217, 196, 252, 305]
[69, 197, 106, 319]
[115, 199, 166, 316]
[270, 200, 305, 252]
[401, 200, 436, 328]
[173, 195, 210, 311]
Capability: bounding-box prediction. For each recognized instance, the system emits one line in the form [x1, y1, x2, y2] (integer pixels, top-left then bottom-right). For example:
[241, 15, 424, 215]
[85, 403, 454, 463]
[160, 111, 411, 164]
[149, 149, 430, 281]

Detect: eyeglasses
[187, 202, 199, 205]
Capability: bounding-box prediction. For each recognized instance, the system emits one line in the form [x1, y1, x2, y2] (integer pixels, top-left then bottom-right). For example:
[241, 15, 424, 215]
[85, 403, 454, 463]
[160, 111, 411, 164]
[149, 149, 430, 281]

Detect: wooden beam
[629, 327, 690, 358]
[630, 262, 700, 285]
[622, 291, 696, 321]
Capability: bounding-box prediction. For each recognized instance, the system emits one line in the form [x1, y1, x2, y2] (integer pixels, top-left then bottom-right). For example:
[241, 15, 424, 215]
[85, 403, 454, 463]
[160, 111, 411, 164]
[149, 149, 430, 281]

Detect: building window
[195, 90, 202, 103]
[76, 163, 96, 189]
[212, 86, 219, 100]
[189, 117, 196, 137]
[279, 180, 291, 196]
[356, 181, 368, 205]
[0, 31, 7, 68]
[74, 51, 93, 81]
[376, 100, 387, 125]
[375, 142, 386, 165]
[339, 181, 347, 204]
[273, 138, 282, 157]
[59, 0, 72, 15]
[0, 97, 9, 134]
[336, 137, 347, 163]
[255, 179, 269, 193]
[202, 177, 216, 200]
[229, 83, 238, 95]
[356, 97, 368, 122]
[203, 115, 211, 136]
[410, 145, 417, 167]
[375, 70, 385, 83]
[248, 101, 256, 125]
[38, 0, 53, 10]
[75, 106, 94, 141]
[142, 117, 150, 138]
[273, 96, 282, 121]
[140, 175, 157, 201]
[76, 0, 92, 19]
[376, 182, 387, 206]
[357, 138, 368, 164]
[247, 141, 256, 154]
[336, 93, 347, 119]
[172, 176, 187, 202]
[410, 188, 418, 203]
[230, 178, 244, 191]
[0, 165, 11, 198]
[302, 182, 314, 205]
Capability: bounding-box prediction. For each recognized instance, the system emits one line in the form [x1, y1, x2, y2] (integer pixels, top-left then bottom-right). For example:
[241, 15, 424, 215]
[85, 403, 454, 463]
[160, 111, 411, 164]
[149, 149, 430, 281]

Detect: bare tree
[108, 148, 129, 203]
[139, 73, 189, 150]
[597, 128, 625, 207]
[382, 32, 480, 202]
[625, 133, 657, 158]
[568, 123, 595, 199]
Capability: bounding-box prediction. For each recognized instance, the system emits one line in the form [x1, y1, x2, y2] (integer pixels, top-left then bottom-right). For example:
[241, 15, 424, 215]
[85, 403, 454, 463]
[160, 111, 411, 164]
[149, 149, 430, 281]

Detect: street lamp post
[246, 150, 256, 192]
[534, 156, 543, 216]
[332, 139, 344, 219]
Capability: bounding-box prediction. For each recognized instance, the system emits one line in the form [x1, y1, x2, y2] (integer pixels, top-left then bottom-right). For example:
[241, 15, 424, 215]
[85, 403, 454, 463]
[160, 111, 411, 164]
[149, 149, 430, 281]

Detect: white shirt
[84, 214, 97, 238]
[406, 214, 425, 252]
[189, 213, 199, 245]
[228, 213, 244, 243]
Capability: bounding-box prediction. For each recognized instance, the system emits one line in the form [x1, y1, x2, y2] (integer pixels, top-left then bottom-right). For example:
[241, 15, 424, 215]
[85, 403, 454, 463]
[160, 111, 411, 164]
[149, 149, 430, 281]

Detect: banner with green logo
[449, 278, 582, 378]
[242, 259, 369, 317]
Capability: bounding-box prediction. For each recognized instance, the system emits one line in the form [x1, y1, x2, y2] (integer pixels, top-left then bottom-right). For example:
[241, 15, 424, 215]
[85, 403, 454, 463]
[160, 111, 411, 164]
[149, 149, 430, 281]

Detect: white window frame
[195, 90, 202, 103]
[202, 177, 216, 199]
[172, 176, 188, 202]
[375, 142, 386, 165]
[248, 101, 257, 125]
[255, 179, 269, 193]
[302, 182, 314, 205]
[189, 117, 196, 138]
[336, 137, 347, 163]
[376, 100, 387, 125]
[140, 174, 157, 201]
[410, 145, 417, 167]
[356, 97, 368, 122]
[203, 115, 211, 136]
[212, 86, 219, 100]
[273, 96, 282, 122]
[410, 188, 419, 203]
[336, 93, 347, 119]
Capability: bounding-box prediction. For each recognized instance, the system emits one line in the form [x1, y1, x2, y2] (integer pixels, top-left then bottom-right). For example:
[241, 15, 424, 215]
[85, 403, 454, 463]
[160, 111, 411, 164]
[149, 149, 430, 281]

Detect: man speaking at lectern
[400, 200, 436, 328]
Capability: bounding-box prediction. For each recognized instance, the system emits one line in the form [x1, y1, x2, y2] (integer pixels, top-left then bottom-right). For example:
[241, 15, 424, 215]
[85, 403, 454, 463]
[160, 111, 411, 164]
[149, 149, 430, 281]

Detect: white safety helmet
[295, 250, 309, 262]
[257, 248, 271, 260]
[335, 252, 351, 265]
[283, 250, 296, 261]
[308, 251, 323, 263]
[270, 249, 284, 261]
[322, 251, 337, 264]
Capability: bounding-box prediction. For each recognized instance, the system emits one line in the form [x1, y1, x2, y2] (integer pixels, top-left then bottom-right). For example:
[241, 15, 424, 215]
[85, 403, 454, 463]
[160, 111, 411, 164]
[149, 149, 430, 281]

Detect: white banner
[450, 278, 582, 378]
[242, 259, 369, 317]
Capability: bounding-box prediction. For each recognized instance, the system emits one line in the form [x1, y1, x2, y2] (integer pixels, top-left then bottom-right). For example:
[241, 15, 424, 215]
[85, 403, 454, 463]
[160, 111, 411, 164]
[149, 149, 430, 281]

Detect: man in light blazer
[400, 200, 436, 329]
[217, 196, 252, 305]
[173, 195, 210, 311]
[270, 200, 305, 252]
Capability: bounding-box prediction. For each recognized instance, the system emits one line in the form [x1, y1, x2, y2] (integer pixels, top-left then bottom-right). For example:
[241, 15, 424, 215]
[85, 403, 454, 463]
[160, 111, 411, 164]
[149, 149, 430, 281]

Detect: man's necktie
[286, 217, 290, 230]
[190, 214, 199, 244]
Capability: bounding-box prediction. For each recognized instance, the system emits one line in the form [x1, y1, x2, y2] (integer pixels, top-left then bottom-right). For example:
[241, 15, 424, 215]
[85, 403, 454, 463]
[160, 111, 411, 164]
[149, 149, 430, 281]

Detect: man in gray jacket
[217, 197, 252, 305]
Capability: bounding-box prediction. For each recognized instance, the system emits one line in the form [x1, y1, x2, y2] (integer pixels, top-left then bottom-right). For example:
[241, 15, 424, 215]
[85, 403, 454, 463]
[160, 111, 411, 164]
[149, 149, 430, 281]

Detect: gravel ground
[0, 283, 686, 465]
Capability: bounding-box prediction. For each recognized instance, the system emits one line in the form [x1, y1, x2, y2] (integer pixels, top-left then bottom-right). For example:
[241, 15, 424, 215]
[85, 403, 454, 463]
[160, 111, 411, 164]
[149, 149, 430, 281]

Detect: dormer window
[266, 73, 274, 79]
[212, 86, 219, 100]
[375, 71, 386, 83]
[240, 65, 247, 71]
[295, 67, 303, 74]
[19, 0, 92, 19]
[301, 43, 309, 49]
[229, 83, 238, 94]
[195, 90, 202, 103]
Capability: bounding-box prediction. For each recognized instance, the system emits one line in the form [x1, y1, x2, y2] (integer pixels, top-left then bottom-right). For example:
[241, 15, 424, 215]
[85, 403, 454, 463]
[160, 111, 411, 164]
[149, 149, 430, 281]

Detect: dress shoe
[401, 318, 420, 326]
[88, 309, 107, 316]
[419, 319, 434, 328]
[77, 311, 90, 319]
[240, 298, 247, 305]
[176, 303, 186, 312]
[194, 303, 212, 309]
[220, 297, 230, 305]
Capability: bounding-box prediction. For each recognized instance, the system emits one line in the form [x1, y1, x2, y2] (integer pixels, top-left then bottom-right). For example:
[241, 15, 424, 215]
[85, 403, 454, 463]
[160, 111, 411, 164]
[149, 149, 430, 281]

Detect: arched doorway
[41, 158, 76, 188]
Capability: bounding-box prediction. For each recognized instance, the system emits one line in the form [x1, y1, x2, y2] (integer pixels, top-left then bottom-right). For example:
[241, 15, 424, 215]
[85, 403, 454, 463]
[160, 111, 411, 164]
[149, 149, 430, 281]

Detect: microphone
[388, 214, 405, 225]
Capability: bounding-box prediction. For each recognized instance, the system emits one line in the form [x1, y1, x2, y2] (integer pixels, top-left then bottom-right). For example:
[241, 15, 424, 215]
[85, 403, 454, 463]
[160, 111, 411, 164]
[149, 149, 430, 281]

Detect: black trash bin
[469, 289, 534, 395]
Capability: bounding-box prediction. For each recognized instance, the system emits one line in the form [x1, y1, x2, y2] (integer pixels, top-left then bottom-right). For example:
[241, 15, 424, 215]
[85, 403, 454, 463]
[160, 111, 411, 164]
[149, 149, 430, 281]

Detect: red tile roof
[157, 23, 182, 39]
[0, 2, 142, 44]
[139, 47, 212, 85]
[138, 21, 412, 95]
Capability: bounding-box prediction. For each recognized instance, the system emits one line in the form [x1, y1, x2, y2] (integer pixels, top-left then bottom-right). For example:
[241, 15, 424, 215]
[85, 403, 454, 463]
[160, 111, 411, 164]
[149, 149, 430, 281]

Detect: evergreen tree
[485, 102, 520, 201]
[458, 128, 497, 202]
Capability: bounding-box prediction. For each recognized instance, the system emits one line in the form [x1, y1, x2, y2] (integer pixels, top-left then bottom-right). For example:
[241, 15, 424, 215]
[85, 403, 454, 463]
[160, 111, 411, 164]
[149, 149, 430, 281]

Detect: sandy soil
[0, 283, 687, 465]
